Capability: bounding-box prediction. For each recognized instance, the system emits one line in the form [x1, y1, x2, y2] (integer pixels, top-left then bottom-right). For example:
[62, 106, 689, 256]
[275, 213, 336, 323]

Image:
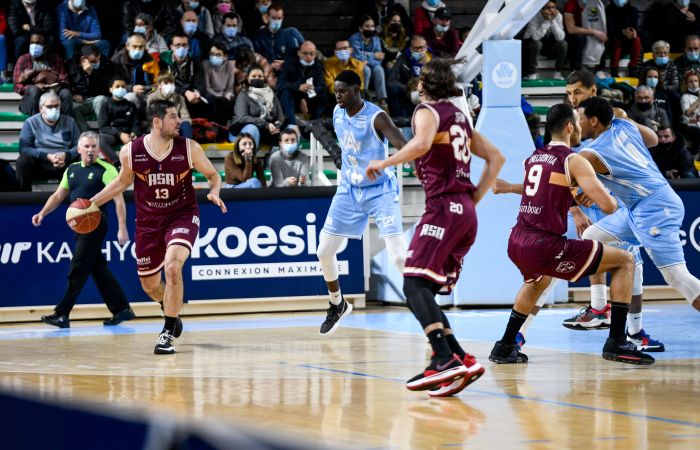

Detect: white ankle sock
[590, 284, 608, 311]
[329, 290, 342, 305]
[627, 312, 643, 335]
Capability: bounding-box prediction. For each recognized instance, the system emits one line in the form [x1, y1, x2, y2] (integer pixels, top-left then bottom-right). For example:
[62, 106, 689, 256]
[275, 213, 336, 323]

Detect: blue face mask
[283, 143, 298, 154]
[655, 56, 669, 66]
[29, 43, 43, 58]
[427, 0, 440, 7]
[299, 58, 314, 67]
[678, 0, 690, 8]
[134, 26, 147, 34]
[174, 46, 188, 59]
[183, 22, 197, 35]
[113, 87, 127, 99]
[224, 26, 238, 38]
[189, 1, 199, 8]
[269, 19, 282, 32]
[646, 77, 659, 89]
[411, 50, 424, 61]
[688, 51, 700, 61]
[91, 62, 100, 70]
[209, 55, 225, 66]
[43, 107, 60, 122]
[72, 0, 84, 9]
[336, 50, 350, 62]
[435, 24, 449, 33]
[613, 0, 627, 6]
[129, 48, 144, 60]
[258, 4, 269, 14]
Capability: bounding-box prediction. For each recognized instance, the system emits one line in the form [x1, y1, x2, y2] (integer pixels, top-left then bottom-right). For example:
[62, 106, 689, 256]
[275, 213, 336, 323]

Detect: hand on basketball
[366, 160, 384, 180]
[32, 213, 44, 227]
[208, 193, 227, 213]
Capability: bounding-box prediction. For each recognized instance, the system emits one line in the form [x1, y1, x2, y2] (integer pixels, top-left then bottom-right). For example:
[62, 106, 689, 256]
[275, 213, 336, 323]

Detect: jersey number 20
[450, 125, 471, 164]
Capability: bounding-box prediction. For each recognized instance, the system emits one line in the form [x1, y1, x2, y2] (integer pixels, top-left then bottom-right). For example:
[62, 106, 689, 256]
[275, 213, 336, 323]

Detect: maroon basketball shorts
[134, 206, 200, 277]
[507, 226, 604, 283]
[404, 192, 477, 293]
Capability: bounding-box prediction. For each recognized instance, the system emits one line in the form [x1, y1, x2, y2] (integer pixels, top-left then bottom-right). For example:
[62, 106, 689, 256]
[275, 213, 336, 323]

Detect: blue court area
[2, 302, 698, 361]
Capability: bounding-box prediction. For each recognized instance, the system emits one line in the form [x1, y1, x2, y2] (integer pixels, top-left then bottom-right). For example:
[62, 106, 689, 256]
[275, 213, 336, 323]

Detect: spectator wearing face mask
[674, 34, 700, 81]
[324, 40, 364, 95]
[277, 40, 327, 125]
[8, 0, 56, 61]
[56, 0, 111, 59]
[627, 84, 670, 133]
[424, 7, 461, 58]
[122, 0, 181, 44]
[111, 32, 154, 113]
[133, 13, 167, 55]
[202, 43, 236, 125]
[269, 128, 309, 187]
[651, 126, 698, 178]
[98, 76, 141, 163]
[177, 0, 214, 38]
[212, 0, 235, 35]
[146, 72, 193, 138]
[413, 0, 445, 37]
[233, 46, 274, 94]
[636, 40, 680, 94]
[17, 92, 79, 191]
[161, 32, 208, 120]
[386, 35, 431, 118]
[349, 15, 388, 111]
[680, 69, 700, 153]
[246, 0, 271, 37]
[231, 65, 285, 147]
[640, 66, 676, 126]
[253, 4, 303, 74]
[13, 31, 73, 117]
[380, 13, 409, 68]
[213, 12, 254, 58]
[68, 44, 117, 132]
[178, 9, 212, 61]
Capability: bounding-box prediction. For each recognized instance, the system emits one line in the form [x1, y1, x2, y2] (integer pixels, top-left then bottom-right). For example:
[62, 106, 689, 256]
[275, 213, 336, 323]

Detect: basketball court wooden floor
[1, 302, 699, 449]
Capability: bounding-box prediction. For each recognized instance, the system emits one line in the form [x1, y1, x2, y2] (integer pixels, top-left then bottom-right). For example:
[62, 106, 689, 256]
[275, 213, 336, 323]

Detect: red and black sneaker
[428, 353, 486, 397]
[602, 337, 655, 365]
[406, 354, 468, 391]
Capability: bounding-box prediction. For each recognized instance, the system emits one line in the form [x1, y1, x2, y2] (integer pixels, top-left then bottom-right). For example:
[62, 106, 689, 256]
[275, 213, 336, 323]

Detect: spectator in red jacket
[424, 7, 461, 57]
[413, 0, 445, 37]
[13, 31, 72, 116]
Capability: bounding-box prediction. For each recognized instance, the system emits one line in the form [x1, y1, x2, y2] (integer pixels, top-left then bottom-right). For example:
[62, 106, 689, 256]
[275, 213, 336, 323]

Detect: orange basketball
[65, 198, 101, 234]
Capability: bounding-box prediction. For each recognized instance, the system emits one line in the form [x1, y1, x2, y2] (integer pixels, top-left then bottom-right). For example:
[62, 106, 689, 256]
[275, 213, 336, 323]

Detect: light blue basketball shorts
[322, 178, 403, 239]
[567, 204, 642, 264]
[591, 191, 686, 268]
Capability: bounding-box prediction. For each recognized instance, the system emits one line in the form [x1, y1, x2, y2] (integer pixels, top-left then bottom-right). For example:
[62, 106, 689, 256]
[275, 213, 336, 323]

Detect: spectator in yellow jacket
[323, 40, 365, 95]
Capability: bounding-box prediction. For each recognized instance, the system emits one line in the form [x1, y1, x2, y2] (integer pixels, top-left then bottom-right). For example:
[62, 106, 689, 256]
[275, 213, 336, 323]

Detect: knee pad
[632, 263, 644, 297]
[660, 264, 700, 304]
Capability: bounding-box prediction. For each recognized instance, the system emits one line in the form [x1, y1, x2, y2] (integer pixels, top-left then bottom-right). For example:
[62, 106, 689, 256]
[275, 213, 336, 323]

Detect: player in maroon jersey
[367, 58, 505, 397]
[90, 100, 227, 355]
[488, 103, 654, 366]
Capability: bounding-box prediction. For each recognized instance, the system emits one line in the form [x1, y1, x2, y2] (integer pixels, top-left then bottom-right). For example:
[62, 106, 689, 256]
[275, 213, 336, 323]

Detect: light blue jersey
[583, 119, 686, 268]
[579, 119, 668, 209]
[323, 101, 403, 239]
[333, 101, 394, 187]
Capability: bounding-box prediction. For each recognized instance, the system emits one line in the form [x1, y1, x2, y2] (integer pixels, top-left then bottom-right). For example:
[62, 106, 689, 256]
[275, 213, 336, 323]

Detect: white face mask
[161, 83, 176, 96]
[410, 90, 420, 104]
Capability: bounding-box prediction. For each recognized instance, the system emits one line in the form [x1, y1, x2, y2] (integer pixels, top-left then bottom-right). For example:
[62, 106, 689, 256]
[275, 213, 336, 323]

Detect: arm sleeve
[552, 14, 566, 41]
[101, 161, 119, 185]
[68, 121, 80, 160]
[57, 5, 68, 43]
[79, 8, 102, 41]
[98, 101, 120, 137]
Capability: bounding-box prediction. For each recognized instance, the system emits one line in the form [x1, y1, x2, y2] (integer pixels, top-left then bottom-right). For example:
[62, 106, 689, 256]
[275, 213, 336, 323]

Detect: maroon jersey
[413, 102, 476, 199]
[515, 142, 575, 236]
[130, 135, 197, 217]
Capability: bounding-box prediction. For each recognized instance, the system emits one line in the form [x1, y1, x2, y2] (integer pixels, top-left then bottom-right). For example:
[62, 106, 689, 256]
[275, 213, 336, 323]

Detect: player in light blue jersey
[317, 70, 409, 336]
[576, 97, 700, 320]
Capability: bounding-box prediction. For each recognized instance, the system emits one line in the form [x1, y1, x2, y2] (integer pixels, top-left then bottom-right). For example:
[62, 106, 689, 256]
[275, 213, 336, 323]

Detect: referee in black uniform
[32, 131, 134, 328]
